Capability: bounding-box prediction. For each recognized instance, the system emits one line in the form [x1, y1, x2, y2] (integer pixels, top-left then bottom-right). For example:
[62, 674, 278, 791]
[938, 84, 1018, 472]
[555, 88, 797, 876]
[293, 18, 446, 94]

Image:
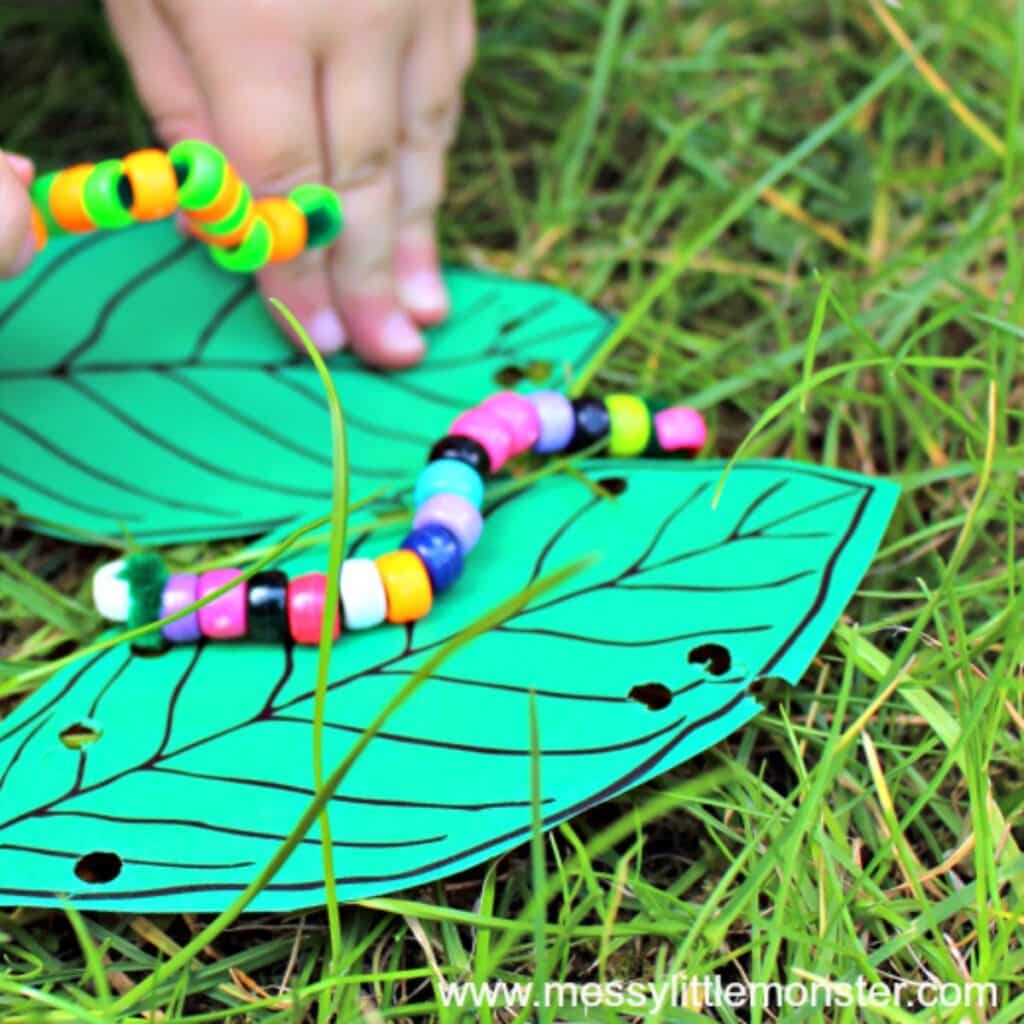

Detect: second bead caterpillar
[92, 389, 708, 646]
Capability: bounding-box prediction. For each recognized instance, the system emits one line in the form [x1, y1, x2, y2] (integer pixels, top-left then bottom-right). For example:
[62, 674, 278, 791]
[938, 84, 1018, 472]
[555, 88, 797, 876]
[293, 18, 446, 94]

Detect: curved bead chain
[30, 140, 343, 274]
[92, 390, 707, 645]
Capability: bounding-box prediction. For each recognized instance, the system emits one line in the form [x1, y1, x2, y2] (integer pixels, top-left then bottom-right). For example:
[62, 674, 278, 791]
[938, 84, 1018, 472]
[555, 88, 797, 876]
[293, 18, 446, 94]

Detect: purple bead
[526, 390, 575, 453]
[413, 493, 483, 553]
[161, 573, 201, 644]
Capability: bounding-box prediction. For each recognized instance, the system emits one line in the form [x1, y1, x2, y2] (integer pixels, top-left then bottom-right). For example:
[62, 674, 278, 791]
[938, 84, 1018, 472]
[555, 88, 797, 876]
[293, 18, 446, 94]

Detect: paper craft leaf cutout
[0, 460, 898, 912]
[0, 222, 610, 544]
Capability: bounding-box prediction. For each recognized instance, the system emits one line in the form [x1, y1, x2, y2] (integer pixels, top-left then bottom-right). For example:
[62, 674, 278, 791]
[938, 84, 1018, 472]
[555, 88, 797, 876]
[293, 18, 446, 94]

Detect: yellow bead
[375, 550, 433, 623]
[604, 394, 651, 457]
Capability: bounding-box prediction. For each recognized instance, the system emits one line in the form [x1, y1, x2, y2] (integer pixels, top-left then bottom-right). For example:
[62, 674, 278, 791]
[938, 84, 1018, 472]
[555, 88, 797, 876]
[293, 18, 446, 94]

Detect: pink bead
[448, 408, 513, 472]
[480, 392, 540, 455]
[197, 569, 247, 639]
[654, 406, 707, 453]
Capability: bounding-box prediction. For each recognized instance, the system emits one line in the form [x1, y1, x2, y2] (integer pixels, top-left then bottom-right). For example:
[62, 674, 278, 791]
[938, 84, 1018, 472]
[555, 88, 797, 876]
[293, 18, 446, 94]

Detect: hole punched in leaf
[59, 720, 102, 750]
[596, 476, 628, 496]
[628, 682, 672, 711]
[74, 851, 122, 885]
[688, 643, 732, 677]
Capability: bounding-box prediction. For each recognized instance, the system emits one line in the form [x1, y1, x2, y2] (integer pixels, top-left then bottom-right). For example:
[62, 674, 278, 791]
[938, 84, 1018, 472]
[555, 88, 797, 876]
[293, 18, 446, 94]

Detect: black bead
[643, 399, 668, 457]
[427, 434, 492, 475]
[567, 396, 611, 452]
[247, 570, 289, 643]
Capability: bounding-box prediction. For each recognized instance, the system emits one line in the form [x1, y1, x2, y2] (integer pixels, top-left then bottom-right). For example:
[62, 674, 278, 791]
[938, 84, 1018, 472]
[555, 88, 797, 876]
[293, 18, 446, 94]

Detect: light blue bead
[413, 459, 484, 509]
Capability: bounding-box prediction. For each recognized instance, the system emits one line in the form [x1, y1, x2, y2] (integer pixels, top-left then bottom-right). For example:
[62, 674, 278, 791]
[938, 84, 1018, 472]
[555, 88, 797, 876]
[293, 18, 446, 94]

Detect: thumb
[0, 150, 38, 278]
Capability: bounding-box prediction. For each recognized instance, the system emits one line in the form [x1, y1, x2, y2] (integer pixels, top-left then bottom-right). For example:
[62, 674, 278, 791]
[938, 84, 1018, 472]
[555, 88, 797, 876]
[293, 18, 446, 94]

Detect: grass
[1, 0, 1023, 1020]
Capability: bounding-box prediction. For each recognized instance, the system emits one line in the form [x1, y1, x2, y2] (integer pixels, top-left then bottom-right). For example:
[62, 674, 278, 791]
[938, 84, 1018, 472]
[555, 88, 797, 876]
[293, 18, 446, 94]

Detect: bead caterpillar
[29, 140, 344, 274]
[92, 390, 708, 645]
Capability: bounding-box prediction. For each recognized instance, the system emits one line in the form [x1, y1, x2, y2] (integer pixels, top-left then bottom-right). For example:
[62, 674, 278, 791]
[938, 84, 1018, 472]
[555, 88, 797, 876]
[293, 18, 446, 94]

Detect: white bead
[92, 559, 131, 622]
[339, 558, 387, 631]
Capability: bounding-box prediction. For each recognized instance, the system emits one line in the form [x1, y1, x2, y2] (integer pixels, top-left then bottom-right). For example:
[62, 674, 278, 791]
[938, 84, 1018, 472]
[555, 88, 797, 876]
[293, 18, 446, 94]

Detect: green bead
[289, 183, 343, 247]
[29, 171, 64, 235]
[82, 159, 135, 229]
[200, 186, 252, 236]
[169, 139, 229, 210]
[209, 216, 273, 273]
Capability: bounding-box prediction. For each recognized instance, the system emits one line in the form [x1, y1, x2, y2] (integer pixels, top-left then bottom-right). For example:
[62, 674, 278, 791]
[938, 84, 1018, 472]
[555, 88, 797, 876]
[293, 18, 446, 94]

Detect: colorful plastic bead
[48, 164, 96, 233]
[169, 139, 229, 211]
[209, 216, 273, 273]
[287, 572, 341, 645]
[92, 559, 130, 623]
[401, 524, 463, 593]
[30, 171, 62, 235]
[527, 390, 575, 454]
[192, 183, 252, 238]
[161, 573, 201, 644]
[604, 394, 651, 457]
[427, 434, 491, 476]
[121, 149, 179, 221]
[256, 196, 308, 263]
[375, 550, 433, 623]
[246, 570, 290, 643]
[339, 559, 388, 631]
[82, 159, 135, 229]
[197, 569, 247, 640]
[448, 408, 513, 473]
[413, 493, 483, 553]
[567, 396, 612, 453]
[413, 458, 484, 510]
[188, 164, 244, 223]
[30, 207, 47, 249]
[289, 183, 344, 248]
[480, 391, 540, 455]
[654, 406, 707, 453]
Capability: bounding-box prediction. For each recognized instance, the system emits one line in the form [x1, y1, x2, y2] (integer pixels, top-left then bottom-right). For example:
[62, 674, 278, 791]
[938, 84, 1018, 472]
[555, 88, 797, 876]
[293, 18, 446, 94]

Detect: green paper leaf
[0, 223, 610, 543]
[0, 460, 897, 912]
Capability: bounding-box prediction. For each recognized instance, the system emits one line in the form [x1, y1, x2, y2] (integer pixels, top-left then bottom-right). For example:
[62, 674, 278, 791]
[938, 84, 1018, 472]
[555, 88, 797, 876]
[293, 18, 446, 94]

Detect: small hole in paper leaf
[628, 682, 672, 710]
[74, 851, 122, 884]
[495, 365, 525, 387]
[597, 476, 628, 496]
[688, 643, 732, 677]
[59, 721, 102, 750]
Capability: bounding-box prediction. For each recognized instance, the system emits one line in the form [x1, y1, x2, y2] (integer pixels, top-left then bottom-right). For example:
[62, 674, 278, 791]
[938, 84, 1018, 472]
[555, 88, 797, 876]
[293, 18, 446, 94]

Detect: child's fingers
[103, 0, 212, 144]
[395, 0, 473, 326]
[158, 7, 339, 354]
[323, 27, 427, 368]
[4, 153, 35, 187]
[0, 152, 37, 278]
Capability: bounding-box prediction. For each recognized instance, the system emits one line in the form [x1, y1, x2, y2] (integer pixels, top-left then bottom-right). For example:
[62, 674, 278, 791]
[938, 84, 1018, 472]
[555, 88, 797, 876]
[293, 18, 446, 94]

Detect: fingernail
[1, 151, 34, 183]
[382, 310, 426, 359]
[399, 270, 448, 317]
[8, 228, 37, 276]
[306, 308, 348, 354]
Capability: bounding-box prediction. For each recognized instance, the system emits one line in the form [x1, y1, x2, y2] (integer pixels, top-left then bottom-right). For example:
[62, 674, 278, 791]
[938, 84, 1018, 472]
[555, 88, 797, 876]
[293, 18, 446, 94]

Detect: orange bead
[122, 148, 179, 220]
[49, 164, 96, 233]
[255, 196, 308, 263]
[375, 550, 433, 624]
[188, 165, 243, 223]
[30, 206, 48, 249]
[187, 208, 255, 248]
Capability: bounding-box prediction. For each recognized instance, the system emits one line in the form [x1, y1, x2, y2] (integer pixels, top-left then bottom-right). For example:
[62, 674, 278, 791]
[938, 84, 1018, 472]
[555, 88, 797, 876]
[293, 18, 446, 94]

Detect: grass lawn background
[0, 0, 1022, 1020]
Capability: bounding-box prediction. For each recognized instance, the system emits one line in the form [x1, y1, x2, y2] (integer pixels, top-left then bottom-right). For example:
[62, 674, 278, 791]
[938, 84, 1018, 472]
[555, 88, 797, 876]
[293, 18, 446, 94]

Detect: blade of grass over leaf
[269, 300, 350, 996]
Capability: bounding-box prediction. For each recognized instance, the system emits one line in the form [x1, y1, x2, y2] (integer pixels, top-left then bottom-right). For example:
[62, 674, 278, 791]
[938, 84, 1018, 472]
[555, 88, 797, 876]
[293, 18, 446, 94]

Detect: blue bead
[413, 458, 484, 509]
[401, 524, 464, 593]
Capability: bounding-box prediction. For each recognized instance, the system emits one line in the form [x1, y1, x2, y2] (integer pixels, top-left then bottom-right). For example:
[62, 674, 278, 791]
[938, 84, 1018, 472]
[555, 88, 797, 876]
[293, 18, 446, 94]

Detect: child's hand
[0, 152, 37, 278]
[105, 0, 475, 367]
